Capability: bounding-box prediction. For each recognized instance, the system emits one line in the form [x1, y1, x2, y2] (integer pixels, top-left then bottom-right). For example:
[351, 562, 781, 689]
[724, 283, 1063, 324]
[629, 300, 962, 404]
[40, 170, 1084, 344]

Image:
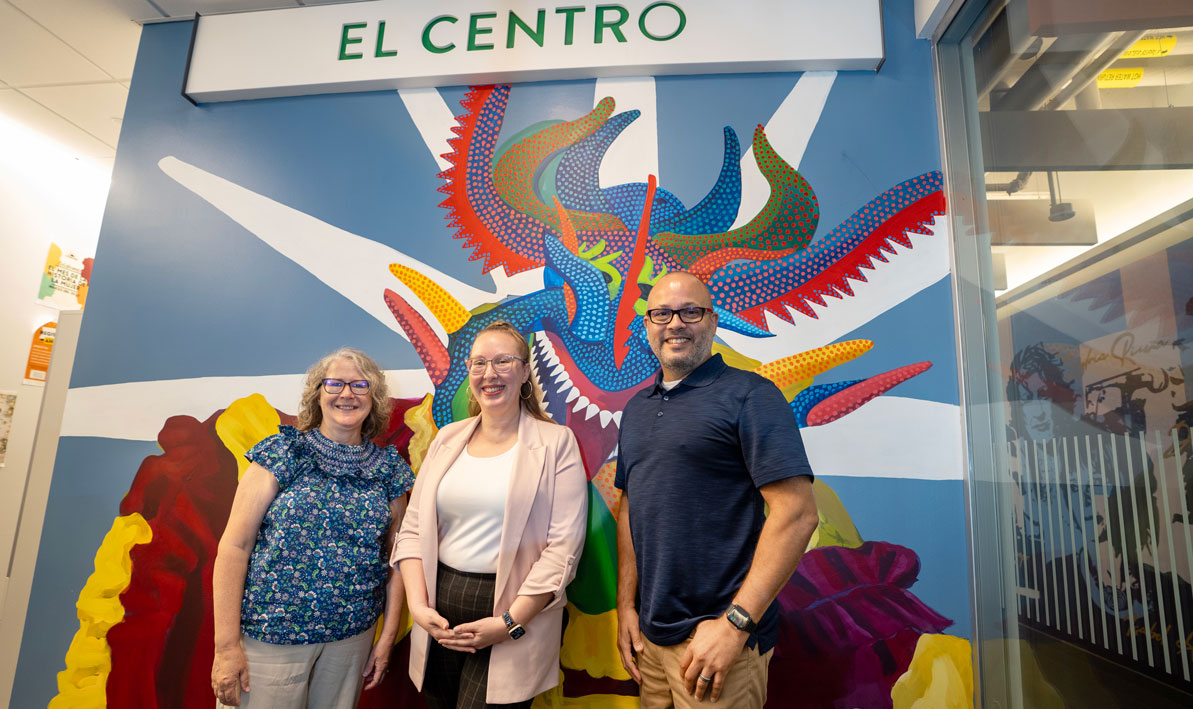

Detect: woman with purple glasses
[212, 347, 414, 708]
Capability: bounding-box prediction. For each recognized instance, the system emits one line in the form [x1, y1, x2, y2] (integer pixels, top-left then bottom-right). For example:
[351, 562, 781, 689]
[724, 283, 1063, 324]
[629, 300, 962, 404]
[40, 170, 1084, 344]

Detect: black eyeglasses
[323, 378, 370, 394]
[645, 307, 713, 325]
[466, 355, 526, 373]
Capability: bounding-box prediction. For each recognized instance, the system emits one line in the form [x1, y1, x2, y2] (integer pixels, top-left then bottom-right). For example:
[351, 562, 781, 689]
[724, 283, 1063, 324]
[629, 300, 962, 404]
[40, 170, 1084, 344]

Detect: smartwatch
[502, 610, 525, 640]
[725, 603, 757, 633]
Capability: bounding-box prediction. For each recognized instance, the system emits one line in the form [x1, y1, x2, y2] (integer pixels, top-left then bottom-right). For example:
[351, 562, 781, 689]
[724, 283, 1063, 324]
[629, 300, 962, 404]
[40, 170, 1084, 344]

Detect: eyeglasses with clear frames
[644, 306, 714, 325]
[466, 355, 527, 374]
[322, 378, 370, 395]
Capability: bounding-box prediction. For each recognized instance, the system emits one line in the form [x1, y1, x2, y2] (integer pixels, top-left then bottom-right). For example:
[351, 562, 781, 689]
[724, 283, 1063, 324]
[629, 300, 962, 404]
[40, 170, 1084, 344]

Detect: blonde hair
[466, 321, 554, 424]
[296, 348, 392, 439]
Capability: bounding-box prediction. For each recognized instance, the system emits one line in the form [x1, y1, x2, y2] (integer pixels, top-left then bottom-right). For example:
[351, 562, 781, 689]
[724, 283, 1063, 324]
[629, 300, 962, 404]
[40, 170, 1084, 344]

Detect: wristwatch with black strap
[724, 603, 757, 633]
[502, 610, 525, 640]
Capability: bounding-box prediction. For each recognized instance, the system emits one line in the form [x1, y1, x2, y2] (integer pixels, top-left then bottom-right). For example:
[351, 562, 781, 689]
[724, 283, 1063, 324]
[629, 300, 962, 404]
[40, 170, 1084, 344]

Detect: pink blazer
[392, 411, 588, 703]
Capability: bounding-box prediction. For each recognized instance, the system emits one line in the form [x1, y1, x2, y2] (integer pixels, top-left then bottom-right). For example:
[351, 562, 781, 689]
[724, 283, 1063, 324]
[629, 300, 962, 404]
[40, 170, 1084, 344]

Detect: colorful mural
[11, 3, 972, 708]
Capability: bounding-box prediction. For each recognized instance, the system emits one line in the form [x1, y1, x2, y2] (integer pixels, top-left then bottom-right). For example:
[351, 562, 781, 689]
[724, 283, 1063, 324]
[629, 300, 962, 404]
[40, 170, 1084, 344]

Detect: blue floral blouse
[241, 425, 414, 645]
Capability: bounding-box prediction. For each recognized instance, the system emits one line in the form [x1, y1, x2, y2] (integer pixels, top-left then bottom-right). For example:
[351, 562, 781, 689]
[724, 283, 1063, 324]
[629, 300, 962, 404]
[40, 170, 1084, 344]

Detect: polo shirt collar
[652, 353, 727, 392]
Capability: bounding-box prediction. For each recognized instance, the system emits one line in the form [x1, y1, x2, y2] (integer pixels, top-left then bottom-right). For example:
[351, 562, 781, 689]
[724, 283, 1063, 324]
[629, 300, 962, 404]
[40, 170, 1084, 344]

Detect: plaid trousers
[423, 564, 532, 709]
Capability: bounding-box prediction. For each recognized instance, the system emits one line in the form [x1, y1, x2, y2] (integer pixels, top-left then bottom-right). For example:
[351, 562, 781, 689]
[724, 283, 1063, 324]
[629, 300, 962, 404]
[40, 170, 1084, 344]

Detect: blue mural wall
[11, 2, 974, 707]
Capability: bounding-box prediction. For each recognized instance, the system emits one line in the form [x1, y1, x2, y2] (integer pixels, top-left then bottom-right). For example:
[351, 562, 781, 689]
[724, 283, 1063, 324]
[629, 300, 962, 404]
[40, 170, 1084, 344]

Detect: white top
[661, 379, 682, 390]
[436, 444, 517, 573]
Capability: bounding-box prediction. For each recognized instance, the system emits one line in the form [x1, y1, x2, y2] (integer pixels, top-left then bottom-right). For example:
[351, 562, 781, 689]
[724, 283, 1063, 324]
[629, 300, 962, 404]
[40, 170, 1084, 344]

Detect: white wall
[0, 112, 110, 619]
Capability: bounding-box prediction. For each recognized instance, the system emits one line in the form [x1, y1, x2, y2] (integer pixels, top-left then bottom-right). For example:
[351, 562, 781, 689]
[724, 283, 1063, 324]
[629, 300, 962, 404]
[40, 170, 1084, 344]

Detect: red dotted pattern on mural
[437, 86, 542, 274]
[806, 361, 933, 426]
[730, 189, 944, 328]
[383, 289, 451, 386]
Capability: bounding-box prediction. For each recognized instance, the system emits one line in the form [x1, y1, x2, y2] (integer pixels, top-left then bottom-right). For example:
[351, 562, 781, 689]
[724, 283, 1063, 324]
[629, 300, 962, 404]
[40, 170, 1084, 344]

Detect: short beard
[652, 328, 715, 379]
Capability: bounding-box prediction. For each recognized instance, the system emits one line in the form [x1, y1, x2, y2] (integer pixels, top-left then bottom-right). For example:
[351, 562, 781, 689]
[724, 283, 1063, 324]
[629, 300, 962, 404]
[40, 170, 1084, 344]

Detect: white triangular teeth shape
[551, 363, 566, 378]
[572, 395, 590, 413]
[612, 411, 623, 427]
[565, 386, 581, 403]
[599, 410, 614, 428]
[585, 403, 600, 420]
[557, 379, 574, 395]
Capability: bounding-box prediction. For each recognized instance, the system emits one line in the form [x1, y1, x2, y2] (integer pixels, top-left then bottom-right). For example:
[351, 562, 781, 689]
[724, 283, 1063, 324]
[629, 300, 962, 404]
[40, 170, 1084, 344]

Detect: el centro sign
[184, 0, 884, 103]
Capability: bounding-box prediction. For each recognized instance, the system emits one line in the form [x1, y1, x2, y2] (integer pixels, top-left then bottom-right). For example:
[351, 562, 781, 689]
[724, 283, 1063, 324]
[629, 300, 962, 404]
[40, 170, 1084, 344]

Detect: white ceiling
[0, 1, 362, 167]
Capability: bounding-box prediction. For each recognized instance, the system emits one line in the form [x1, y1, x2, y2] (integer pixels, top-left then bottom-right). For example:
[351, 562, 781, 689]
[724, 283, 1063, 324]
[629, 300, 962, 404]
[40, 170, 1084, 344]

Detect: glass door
[938, 1, 1193, 705]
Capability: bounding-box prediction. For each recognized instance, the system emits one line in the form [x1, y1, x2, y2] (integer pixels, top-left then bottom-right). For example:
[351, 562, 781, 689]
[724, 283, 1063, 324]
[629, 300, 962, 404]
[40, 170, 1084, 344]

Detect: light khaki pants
[216, 628, 373, 709]
[637, 633, 772, 709]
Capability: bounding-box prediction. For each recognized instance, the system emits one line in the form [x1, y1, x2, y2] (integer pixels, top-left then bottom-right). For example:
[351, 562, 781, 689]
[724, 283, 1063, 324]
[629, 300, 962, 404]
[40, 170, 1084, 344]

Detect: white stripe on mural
[593, 77, 659, 188]
[399, 87, 457, 172]
[733, 71, 836, 229]
[158, 157, 545, 345]
[717, 217, 951, 362]
[59, 370, 433, 442]
[798, 396, 962, 480]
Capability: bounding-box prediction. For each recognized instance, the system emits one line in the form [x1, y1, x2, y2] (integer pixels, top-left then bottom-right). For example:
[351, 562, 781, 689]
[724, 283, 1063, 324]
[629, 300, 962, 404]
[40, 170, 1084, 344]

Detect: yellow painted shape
[215, 393, 282, 480]
[891, 634, 974, 709]
[712, 342, 760, 372]
[389, 263, 471, 334]
[780, 376, 814, 401]
[754, 340, 873, 389]
[532, 690, 639, 709]
[809, 479, 864, 550]
[1120, 34, 1175, 58]
[1097, 68, 1144, 89]
[50, 513, 153, 709]
[404, 394, 438, 475]
[559, 604, 630, 681]
[591, 461, 620, 520]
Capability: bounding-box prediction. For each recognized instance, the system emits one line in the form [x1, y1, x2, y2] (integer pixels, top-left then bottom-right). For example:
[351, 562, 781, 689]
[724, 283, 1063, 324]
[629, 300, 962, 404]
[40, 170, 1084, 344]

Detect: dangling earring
[520, 380, 533, 400]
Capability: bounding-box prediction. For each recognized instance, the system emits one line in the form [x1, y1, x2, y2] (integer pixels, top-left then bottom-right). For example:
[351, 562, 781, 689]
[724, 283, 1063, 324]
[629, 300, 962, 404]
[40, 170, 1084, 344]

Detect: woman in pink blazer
[393, 320, 588, 708]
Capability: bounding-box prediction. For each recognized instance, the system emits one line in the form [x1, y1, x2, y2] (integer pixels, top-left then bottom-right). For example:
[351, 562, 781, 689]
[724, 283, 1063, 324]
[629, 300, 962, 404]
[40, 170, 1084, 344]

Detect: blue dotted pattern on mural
[543, 232, 610, 343]
[713, 307, 775, 338]
[790, 380, 862, 427]
[655, 127, 742, 236]
[555, 110, 640, 216]
[709, 172, 943, 315]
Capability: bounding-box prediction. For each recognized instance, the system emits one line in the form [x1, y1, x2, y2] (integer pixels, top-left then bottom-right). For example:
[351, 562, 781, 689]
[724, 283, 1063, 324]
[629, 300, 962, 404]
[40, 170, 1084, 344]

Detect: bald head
[647, 271, 713, 310]
[644, 271, 718, 380]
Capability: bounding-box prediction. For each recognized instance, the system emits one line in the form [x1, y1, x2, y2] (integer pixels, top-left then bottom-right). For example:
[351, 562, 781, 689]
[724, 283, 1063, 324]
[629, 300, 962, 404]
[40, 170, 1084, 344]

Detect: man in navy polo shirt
[614, 271, 818, 707]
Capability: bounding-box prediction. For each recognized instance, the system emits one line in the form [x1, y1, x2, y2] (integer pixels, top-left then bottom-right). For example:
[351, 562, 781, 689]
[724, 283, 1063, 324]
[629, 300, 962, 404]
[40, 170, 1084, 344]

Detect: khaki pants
[637, 633, 772, 709]
[216, 628, 373, 709]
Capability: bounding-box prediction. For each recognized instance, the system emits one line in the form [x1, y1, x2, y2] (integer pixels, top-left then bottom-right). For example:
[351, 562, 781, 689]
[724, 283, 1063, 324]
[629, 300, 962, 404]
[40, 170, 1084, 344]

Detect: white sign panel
[185, 0, 884, 102]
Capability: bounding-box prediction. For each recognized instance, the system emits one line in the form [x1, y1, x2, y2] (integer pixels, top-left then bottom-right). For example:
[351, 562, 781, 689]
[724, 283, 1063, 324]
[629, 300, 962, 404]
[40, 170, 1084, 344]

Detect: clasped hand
[411, 604, 507, 653]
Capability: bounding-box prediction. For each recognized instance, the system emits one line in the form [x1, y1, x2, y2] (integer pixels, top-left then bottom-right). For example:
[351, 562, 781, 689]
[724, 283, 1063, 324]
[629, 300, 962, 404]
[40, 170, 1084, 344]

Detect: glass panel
[939, 0, 1193, 705]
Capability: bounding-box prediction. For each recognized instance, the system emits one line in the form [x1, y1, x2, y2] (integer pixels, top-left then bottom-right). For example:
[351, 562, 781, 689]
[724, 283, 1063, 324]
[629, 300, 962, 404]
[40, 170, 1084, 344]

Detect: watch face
[727, 607, 746, 629]
[509, 625, 525, 640]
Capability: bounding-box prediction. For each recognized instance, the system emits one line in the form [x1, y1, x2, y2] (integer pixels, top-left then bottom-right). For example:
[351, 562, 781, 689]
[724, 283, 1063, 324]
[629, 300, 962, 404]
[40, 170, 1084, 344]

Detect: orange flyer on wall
[24, 322, 56, 387]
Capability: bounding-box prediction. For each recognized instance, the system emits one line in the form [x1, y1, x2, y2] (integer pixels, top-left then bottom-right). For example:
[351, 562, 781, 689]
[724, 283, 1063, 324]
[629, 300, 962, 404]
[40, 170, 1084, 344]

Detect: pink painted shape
[806, 361, 933, 426]
[383, 289, 450, 386]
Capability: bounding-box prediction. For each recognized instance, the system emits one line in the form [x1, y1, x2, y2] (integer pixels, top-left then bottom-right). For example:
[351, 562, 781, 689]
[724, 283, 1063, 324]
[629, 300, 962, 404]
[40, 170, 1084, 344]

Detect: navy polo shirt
[614, 353, 813, 652]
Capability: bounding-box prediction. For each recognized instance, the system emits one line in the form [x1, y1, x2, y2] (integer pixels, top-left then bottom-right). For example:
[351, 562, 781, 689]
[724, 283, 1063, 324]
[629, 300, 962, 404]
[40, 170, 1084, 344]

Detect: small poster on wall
[0, 391, 16, 467]
[24, 322, 56, 387]
[37, 243, 92, 311]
